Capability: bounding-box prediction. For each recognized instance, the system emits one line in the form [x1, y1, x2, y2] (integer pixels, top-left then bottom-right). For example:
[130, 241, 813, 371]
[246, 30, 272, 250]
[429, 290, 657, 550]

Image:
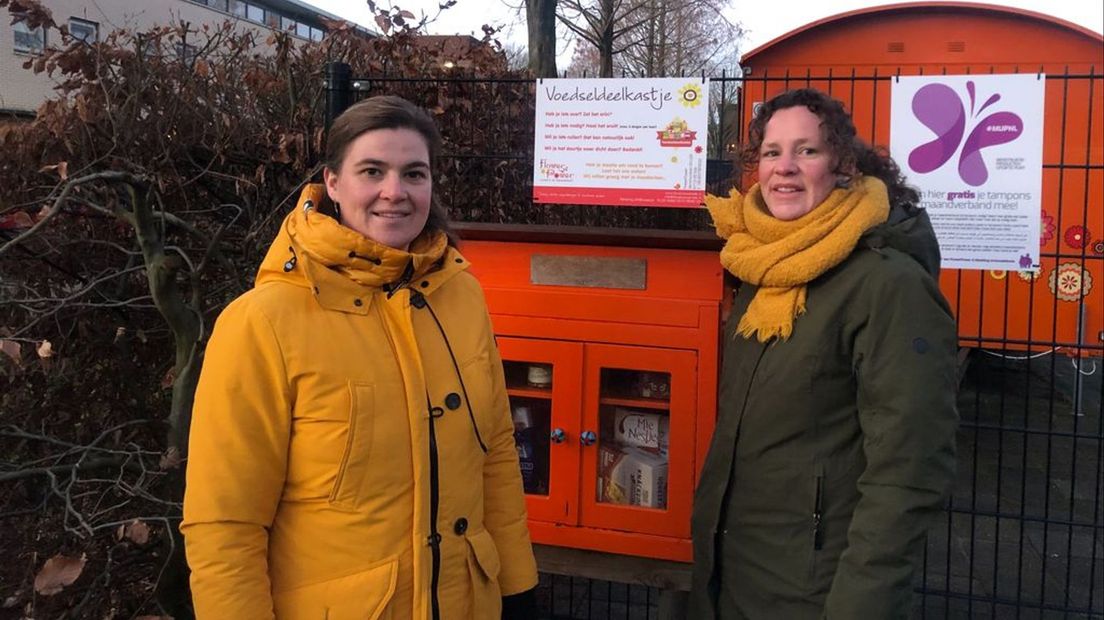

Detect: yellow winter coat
[182, 185, 537, 619]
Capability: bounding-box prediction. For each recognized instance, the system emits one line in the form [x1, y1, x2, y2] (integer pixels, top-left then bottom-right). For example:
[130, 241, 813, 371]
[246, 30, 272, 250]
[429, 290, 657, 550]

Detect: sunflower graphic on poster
[678, 83, 703, 108]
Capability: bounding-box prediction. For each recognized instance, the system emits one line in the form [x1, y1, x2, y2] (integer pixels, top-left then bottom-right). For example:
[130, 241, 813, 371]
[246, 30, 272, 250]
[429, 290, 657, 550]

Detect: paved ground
[538, 574, 660, 619]
[920, 350, 1103, 619]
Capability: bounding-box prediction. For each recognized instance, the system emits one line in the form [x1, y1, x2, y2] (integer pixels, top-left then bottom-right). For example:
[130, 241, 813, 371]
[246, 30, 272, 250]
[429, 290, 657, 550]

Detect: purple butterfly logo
[908, 81, 1024, 186]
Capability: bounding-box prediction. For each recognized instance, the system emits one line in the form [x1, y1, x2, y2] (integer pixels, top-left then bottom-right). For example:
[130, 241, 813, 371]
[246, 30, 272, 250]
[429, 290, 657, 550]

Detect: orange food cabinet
[457, 225, 723, 563]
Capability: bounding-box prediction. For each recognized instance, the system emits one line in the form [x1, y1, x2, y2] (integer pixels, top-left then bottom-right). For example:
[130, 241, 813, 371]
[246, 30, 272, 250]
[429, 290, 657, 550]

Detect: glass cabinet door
[496, 337, 583, 526]
[580, 344, 696, 538]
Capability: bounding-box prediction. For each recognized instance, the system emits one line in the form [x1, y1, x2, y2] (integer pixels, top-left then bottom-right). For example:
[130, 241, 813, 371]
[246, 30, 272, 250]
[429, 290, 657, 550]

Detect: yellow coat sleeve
[182, 295, 291, 619]
[478, 312, 539, 596]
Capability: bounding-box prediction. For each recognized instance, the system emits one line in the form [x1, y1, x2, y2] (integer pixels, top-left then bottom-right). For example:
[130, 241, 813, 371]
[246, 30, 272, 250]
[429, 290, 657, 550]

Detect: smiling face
[757, 106, 840, 221]
[323, 127, 432, 251]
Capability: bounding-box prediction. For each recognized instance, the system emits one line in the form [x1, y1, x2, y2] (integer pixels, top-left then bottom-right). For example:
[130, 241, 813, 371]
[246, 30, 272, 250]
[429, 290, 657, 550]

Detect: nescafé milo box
[613, 408, 669, 456]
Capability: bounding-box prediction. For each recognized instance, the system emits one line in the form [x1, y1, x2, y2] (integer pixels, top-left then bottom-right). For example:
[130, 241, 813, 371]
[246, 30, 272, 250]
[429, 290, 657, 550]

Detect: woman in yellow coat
[182, 96, 538, 619]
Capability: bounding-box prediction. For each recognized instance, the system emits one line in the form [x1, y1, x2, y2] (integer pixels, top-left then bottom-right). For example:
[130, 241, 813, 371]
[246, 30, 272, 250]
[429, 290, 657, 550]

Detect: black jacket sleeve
[502, 587, 537, 620]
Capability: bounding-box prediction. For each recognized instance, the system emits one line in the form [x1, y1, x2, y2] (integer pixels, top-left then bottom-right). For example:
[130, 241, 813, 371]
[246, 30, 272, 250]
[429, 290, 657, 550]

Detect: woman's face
[324, 127, 432, 251]
[757, 106, 839, 221]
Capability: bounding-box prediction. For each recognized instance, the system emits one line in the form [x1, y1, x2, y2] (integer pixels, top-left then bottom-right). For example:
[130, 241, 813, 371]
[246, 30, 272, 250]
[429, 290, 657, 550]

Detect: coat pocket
[458, 351, 499, 452]
[465, 529, 503, 619]
[272, 555, 398, 620]
[809, 454, 864, 593]
[328, 383, 374, 510]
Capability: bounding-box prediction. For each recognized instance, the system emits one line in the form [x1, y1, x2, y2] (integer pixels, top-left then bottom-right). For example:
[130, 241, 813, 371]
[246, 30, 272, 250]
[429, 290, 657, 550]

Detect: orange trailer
[737, 2, 1103, 356]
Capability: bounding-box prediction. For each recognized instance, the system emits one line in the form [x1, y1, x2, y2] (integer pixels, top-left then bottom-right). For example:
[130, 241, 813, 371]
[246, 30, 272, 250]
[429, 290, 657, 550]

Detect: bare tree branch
[0, 171, 147, 258]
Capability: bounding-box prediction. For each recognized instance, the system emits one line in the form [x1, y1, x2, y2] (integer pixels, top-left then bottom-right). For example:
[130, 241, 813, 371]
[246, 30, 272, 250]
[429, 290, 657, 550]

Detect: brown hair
[324, 95, 456, 246]
[741, 88, 919, 207]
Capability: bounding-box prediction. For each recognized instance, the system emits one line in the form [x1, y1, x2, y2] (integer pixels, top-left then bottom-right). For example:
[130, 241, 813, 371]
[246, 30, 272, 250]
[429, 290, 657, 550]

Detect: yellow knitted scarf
[705, 176, 890, 342]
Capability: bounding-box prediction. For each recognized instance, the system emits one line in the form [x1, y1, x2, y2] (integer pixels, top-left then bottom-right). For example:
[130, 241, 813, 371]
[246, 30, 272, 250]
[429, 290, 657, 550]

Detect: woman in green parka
[690, 89, 959, 619]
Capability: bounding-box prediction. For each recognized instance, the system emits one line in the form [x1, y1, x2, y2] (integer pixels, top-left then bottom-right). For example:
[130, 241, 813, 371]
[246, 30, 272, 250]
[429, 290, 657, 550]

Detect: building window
[13, 21, 45, 55]
[218, 0, 321, 39]
[184, 0, 228, 12]
[68, 18, 98, 44]
[175, 42, 198, 64]
[138, 36, 160, 59]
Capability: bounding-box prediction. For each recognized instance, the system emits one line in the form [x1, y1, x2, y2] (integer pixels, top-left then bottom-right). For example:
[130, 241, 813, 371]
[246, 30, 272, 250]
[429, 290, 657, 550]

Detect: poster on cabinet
[532, 78, 709, 208]
[890, 74, 1045, 271]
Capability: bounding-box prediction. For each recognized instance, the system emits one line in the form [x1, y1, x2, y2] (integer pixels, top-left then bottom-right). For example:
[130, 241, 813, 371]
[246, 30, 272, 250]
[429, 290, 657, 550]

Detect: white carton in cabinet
[597, 444, 668, 509]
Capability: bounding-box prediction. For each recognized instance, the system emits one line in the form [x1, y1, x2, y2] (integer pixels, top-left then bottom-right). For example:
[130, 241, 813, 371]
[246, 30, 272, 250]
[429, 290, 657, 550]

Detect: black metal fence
[325, 64, 1103, 618]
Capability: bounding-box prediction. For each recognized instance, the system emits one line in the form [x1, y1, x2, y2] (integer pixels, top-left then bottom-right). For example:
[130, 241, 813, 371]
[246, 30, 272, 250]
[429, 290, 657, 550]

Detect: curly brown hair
[741, 88, 919, 207]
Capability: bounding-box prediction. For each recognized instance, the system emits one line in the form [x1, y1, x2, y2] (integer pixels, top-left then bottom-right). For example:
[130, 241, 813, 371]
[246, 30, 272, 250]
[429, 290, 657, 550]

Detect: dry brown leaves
[38, 161, 68, 180]
[33, 553, 86, 596]
[0, 211, 34, 230]
[36, 340, 54, 359]
[115, 519, 151, 545]
[159, 447, 181, 470]
[0, 340, 21, 364]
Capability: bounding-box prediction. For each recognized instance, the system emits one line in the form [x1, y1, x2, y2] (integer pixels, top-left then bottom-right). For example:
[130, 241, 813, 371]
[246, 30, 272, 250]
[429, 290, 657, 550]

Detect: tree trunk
[125, 181, 203, 619]
[125, 183, 202, 459]
[598, 0, 614, 77]
[527, 0, 558, 78]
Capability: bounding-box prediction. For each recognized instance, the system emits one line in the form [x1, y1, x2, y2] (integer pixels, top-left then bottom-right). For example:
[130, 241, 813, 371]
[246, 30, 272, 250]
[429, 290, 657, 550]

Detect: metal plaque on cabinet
[530, 255, 647, 290]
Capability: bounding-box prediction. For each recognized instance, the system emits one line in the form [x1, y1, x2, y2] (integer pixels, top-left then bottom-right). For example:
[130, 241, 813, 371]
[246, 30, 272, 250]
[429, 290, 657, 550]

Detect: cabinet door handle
[550, 428, 567, 444]
[580, 430, 597, 447]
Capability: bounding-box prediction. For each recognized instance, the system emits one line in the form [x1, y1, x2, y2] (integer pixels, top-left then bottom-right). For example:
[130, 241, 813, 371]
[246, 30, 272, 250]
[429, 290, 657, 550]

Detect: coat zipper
[384, 261, 415, 299]
[408, 282, 473, 620]
[813, 470, 824, 551]
[715, 337, 773, 540]
[426, 395, 444, 620]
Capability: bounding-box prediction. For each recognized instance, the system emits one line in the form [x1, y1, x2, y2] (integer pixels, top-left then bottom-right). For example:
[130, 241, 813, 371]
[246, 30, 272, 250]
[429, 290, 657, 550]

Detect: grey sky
[303, 0, 1103, 65]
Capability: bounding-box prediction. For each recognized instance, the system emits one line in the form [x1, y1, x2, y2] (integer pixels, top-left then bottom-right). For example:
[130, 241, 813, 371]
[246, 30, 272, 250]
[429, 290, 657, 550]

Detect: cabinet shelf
[598, 395, 670, 411]
[507, 386, 553, 400]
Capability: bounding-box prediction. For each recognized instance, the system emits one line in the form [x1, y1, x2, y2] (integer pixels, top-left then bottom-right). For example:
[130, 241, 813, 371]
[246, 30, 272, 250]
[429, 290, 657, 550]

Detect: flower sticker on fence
[1016, 270, 1038, 283]
[1040, 210, 1055, 246]
[1048, 262, 1094, 302]
[1063, 225, 1090, 249]
[1093, 239, 1104, 255]
[989, 270, 1007, 280]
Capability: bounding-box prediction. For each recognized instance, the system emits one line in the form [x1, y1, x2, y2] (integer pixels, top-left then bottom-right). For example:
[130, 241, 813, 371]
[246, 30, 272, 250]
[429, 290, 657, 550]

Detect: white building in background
[1, 0, 342, 116]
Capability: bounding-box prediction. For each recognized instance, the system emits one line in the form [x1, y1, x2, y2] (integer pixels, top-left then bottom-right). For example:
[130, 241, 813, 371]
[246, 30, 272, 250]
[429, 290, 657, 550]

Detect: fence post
[325, 62, 352, 132]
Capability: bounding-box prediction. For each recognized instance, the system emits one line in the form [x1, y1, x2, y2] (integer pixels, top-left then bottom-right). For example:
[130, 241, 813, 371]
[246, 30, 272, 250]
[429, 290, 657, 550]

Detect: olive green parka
[182, 185, 538, 619]
[690, 203, 959, 619]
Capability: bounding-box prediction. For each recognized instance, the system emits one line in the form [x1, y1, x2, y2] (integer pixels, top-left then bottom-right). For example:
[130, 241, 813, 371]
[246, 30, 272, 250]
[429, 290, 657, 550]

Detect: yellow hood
[257, 184, 460, 314]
